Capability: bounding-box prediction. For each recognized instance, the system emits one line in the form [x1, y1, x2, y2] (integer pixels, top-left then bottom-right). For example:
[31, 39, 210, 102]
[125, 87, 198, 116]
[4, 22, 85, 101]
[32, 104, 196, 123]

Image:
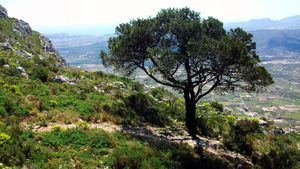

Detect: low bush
[0, 57, 6, 66]
[124, 92, 169, 126]
[223, 118, 262, 155]
[196, 102, 233, 137]
[31, 65, 50, 82]
[40, 128, 113, 150]
[0, 118, 40, 167]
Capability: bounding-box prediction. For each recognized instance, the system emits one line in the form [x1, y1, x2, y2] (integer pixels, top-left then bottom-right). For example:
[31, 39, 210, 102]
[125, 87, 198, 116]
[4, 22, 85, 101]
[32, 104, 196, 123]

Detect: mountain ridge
[225, 15, 300, 31]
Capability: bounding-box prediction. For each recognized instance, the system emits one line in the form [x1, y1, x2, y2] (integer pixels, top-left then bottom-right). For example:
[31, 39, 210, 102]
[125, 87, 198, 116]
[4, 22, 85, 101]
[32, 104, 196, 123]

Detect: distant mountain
[251, 29, 300, 53]
[224, 15, 300, 55]
[225, 15, 300, 31]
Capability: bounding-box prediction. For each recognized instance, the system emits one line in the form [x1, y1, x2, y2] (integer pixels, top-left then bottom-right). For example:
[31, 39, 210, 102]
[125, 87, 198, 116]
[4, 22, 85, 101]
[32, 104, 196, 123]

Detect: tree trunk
[184, 91, 197, 135]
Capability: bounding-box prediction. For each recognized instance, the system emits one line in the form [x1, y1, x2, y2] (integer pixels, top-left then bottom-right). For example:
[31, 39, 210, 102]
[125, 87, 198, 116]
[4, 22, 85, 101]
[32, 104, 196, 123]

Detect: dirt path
[22, 122, 253, 167]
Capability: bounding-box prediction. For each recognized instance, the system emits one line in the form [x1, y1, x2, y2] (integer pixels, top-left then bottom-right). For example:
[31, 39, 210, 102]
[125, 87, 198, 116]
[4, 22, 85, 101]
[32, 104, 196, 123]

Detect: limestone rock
[52, 75, 76, 85]
[3, 64, 9, 68]
[0, 5, 8, 19]
[0, 40, 13, 51]
[17, 66, 29, 79]
[52, 75, 70, 83]
[16, 50, 33, 58]
[40, 35, 56, 53]
[13, 19, 32, 38]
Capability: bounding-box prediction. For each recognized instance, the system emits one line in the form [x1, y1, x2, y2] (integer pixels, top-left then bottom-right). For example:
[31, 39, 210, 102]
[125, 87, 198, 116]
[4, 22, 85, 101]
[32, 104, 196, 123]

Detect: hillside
[251, 29, 300, 54]
[225, 15, 300, 55]
[0, 5, 300, 169]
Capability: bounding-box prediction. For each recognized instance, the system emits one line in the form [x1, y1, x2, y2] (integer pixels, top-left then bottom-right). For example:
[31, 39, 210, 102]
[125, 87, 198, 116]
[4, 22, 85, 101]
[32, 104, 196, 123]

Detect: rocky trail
[22, 121, 253, 167]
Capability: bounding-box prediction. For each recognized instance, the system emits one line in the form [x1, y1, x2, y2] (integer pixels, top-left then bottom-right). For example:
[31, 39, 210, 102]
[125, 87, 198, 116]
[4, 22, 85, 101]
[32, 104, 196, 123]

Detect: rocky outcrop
[0, 40, 13, 51]
[40, 35, 56, 53]
[0, 5, 8, 19]
[52, 75, 70, 83]
[52, 75, 76, 85]
[40, 35, 66, 65]
[16, 50, 33, 58]
[13, 19, 32, 38]
[16, 66, 29, 79]
[0, 5, 66, 66]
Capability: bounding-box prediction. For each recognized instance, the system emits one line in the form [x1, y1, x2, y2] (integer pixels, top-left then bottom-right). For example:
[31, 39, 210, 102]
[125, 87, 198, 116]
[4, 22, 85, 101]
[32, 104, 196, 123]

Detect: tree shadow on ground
[120, 125, 233, 169]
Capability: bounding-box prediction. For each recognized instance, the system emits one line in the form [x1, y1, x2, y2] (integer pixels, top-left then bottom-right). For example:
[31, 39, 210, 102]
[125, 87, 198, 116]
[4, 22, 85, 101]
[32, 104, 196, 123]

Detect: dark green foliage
[40, 128, 112, 149]
[126, 92, 154, 116]
[4, 66, 22, 77]
[0, 92, 29, 116]
[76, 101, 95, 117]
[125, 92, 169, 126]
[132, 81, 144, 92]
[31, 65, 50, 82]
[196, 102, 232, 137]
[253, 134, 300, 169]
[33, 56, 48, 67]
[259, 148, 300, 169]
[223, 119, 261, 155]
[0, 57, 6, 66]
[0, 117, 40, 166]
[209, 101, 224, 112]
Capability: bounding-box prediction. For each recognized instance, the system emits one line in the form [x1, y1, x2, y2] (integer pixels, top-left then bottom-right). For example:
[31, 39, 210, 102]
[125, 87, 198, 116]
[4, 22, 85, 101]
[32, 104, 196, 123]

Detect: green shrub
[75, 101, 95, 119]
[197, 112, 231, 137]
[4, 66, 22, 77]
[1, 94, 28, 116]
[209, 101, 224, 112]
[107, 141, 163, 169]
[0, 57, 6, 66]
[90, 130, 112, 150]
[259, 148, 300, 169]
[196, 102, 232, 137]
[31, 65, 50, 82]
[125, 92, 169, 126]
[132, 81, 144, 92]
[252, 134, 300, 169]
[41, 128, 90, 148]
[0, 119, 39, 167]
[33, 56, 48, 67]
[223, 119, 262, 155]
[41, 128, 112, 150]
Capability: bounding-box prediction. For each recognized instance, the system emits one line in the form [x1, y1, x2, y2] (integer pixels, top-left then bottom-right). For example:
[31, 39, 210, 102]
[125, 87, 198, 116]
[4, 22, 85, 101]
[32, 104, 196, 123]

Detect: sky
[2, 0, 300, 35]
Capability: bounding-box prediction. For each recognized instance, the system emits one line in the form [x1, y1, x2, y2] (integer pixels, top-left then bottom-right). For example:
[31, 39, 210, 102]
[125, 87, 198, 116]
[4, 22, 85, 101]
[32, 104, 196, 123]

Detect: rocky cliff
[0, 5, 65, 64]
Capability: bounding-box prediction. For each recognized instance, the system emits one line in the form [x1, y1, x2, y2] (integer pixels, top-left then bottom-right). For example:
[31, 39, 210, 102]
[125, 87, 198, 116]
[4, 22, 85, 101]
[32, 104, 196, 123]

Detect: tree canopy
[101, 8, 274, 133]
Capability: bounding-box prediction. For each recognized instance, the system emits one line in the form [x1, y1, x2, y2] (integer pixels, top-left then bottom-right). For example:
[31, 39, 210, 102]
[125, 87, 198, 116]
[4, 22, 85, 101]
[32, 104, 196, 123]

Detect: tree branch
[195, 79, 220, 102]
[139, 65, 184, 90]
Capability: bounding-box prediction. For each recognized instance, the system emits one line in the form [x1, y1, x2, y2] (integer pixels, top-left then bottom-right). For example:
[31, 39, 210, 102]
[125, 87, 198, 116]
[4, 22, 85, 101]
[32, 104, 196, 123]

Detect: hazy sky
[2, 0, 300, 35]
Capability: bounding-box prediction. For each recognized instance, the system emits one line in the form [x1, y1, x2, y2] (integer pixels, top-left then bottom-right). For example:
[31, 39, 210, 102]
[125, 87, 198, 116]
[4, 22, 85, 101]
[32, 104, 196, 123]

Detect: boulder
[273, 128, 285, 135]
[0, 40, 13, 51]
[13, 19, 32, 38]
[16, 50, 33, 58]
[16, 66, 25, 72]
[0, 5, 8, 19]
[112, 81, 127, 89]
[52, 75, 70, 83]
[17, 66, 29, 79]
[3, 64, 9, 68]
[40, 35, 56, 53]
